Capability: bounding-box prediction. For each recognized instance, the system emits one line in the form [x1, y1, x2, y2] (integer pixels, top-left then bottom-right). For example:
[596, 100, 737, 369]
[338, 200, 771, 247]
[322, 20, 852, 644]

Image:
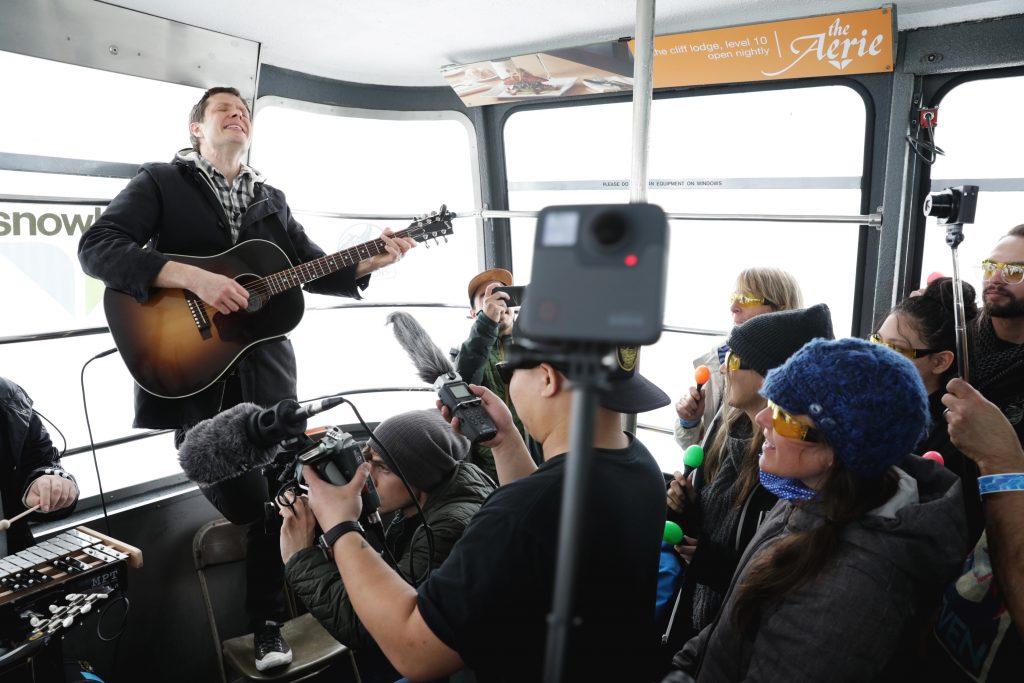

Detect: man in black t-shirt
[301, 339, 670, 682]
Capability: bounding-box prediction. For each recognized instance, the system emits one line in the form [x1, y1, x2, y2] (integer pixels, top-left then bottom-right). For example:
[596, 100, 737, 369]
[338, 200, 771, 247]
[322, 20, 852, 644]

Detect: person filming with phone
[452, 268, 539, 482]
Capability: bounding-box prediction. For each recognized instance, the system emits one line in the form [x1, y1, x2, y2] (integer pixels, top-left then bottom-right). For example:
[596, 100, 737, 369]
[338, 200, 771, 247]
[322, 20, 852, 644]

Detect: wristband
[318, 521, 365, 559]
[678, 418, 700, 429]
[977, 473, 1024, 496]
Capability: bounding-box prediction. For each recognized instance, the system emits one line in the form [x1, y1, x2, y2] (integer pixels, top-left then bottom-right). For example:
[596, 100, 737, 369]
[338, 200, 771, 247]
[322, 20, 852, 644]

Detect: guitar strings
[241, 218, 446, 299]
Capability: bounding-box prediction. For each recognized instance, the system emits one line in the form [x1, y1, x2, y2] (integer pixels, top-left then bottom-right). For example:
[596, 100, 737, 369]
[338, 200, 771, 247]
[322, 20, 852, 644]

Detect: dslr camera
[923, 185, 978, 226]
[293, 427, 380, 512]
[517, 203, 669, 345]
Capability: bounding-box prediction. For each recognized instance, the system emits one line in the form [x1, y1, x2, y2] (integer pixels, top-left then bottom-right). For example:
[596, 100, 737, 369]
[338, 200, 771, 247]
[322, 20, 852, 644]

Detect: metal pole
[630, 0, 656, 204]
[480, 208, 883, 226]
[946, 225, 971, 381]
[542, 368, 601, 683]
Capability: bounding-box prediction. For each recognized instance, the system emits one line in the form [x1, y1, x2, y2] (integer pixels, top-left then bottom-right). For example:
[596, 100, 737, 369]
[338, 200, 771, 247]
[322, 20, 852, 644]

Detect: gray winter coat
[284, 461, 494, 650]
[671, 455, 968, 682]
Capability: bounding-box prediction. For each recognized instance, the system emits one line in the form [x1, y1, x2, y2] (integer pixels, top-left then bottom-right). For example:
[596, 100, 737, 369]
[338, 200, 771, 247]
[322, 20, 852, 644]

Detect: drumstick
[0, 505, 40, 531]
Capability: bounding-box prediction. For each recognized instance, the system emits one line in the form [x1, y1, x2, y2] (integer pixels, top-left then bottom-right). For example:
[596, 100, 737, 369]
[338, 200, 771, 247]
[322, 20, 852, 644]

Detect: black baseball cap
[504, 319, 670, 414]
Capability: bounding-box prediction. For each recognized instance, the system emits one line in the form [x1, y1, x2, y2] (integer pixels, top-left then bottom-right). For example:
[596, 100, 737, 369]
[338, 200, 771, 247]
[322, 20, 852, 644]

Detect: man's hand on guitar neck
[155, 261, 250, 315]
[354, 228, 418, 279]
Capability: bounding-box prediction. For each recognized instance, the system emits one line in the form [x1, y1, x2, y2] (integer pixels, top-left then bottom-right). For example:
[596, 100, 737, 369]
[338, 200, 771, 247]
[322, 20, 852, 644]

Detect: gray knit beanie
[727, 303, 835, 377]
[372, 409, 469, 492]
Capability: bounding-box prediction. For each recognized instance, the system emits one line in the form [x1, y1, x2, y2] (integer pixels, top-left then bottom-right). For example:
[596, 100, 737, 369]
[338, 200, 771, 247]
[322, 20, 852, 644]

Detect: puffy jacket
[672, 456, 968, 682]
[284, 461, 494, 650]
[77, 154, 365, 429]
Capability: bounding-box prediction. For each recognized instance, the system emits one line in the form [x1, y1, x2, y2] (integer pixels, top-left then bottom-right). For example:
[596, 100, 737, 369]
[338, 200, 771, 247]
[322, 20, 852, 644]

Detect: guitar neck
[257, 226, 415, 295]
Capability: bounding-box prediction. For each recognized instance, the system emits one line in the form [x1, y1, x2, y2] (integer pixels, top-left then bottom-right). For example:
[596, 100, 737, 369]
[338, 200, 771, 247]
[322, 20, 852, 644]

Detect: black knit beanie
[727, 303, 835, 377]
[372, 409, 469, 492]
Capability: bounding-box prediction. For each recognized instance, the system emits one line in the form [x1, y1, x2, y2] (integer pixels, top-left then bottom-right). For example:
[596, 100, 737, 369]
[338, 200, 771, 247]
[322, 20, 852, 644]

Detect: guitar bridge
[184, 291, 213, 340]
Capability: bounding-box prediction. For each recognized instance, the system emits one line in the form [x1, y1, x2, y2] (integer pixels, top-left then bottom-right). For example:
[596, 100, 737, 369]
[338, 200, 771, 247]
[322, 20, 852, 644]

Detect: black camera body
[435, 374, 497, 444]
[493, 285, 525, 308]
[517, 203, 669, 345]
[295, 427, 380, 513]
[923, 185, 979, 226]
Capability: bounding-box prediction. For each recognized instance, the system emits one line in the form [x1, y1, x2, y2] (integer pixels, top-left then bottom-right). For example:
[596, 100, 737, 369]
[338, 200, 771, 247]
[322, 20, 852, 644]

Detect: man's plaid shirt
[186, 151, 261, 244]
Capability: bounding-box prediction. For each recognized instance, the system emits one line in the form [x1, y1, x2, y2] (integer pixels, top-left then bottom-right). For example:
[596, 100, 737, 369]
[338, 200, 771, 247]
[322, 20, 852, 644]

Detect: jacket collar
[174, 149, 267, 184]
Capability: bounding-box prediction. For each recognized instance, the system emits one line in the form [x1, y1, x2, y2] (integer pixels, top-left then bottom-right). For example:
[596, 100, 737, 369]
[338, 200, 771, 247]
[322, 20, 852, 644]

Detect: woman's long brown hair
[703, 405, 766, 508]
[731, 461, 899, 633]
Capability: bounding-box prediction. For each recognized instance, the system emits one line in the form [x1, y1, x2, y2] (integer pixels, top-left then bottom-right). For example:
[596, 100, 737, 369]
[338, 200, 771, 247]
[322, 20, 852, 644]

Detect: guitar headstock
[407, 204, 456, 245]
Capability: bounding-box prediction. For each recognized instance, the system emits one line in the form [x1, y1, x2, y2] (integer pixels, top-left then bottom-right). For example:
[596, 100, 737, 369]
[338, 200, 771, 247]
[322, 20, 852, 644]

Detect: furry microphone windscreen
[387, 311, 455, 384]
[177, 402, 278, 486]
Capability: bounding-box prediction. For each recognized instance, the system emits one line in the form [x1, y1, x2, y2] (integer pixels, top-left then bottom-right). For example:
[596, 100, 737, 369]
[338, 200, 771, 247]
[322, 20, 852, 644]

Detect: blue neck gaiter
[759, 469, 820, 501]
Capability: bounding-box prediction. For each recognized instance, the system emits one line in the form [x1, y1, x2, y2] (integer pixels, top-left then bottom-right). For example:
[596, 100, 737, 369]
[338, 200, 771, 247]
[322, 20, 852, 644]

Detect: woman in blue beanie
[665, 338, 969, 682]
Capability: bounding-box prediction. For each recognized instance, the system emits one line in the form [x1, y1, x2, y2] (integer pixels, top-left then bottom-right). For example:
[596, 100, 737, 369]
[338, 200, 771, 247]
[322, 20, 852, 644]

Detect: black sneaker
[254, 620, 292, 671]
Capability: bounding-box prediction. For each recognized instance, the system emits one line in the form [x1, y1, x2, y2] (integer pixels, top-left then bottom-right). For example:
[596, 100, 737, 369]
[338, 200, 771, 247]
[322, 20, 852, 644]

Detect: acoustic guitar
[103, 205, 455, 398]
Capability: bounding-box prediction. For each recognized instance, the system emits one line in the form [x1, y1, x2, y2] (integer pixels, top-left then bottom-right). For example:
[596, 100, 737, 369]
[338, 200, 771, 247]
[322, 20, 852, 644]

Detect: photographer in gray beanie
[279, 409, 493, 682]
[373, 408, 471, 494]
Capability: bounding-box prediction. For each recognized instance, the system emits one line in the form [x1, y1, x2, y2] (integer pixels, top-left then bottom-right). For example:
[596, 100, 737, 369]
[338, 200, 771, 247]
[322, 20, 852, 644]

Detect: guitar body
[103, 205, 455, 399]
[104, 240, 304, 398]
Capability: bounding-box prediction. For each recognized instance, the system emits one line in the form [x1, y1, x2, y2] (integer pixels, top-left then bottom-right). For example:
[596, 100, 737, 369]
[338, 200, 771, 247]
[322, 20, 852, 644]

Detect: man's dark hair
[188, 86, 250, 152]
[1007, 224, 1024, 239]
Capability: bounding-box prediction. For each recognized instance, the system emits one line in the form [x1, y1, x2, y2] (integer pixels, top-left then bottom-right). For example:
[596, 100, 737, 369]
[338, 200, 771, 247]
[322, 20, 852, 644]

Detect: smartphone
[493, 285, 525, 308]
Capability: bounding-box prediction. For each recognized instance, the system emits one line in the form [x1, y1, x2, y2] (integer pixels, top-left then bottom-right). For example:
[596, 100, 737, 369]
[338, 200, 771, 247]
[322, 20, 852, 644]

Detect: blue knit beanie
[760, 337, 929, 478]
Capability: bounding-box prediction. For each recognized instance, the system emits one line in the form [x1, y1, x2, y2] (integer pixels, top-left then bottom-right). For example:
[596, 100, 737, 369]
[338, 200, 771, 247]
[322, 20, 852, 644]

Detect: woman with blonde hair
[673, 267, 803, 451]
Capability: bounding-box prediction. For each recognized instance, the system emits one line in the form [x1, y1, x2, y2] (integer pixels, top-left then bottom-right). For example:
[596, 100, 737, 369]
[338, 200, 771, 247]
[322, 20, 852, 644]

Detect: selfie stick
[542, 345, 613, 683]
[947, 225, 970, 382]
[924, 185, 978, 382]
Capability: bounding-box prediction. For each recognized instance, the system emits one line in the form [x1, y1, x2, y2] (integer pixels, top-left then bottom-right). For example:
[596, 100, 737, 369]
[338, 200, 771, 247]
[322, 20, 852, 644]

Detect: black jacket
[0, 377, 78, 551]
[78, 155, 367, 428]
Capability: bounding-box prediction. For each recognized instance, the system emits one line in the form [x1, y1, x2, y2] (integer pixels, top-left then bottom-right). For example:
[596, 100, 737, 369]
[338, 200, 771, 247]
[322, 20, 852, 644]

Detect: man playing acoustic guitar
[78, 86, 416, 671]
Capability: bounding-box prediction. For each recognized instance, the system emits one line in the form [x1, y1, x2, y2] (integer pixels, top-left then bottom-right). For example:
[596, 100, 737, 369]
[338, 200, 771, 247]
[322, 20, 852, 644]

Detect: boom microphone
[386, 311, 456, 383]
[387, 311, 498, 443]
[178, 403, 279, 487]
[295, 395, 346, 420]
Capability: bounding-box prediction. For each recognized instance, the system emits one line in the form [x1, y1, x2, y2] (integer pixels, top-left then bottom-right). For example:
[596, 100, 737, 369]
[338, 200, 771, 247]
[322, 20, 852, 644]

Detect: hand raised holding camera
[480, 282, 512, 325]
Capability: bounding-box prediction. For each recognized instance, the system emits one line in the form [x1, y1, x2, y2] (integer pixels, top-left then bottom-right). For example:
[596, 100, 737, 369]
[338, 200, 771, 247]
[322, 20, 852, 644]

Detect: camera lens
[923, 190, 956, 219]
[589, 210, 629, 249]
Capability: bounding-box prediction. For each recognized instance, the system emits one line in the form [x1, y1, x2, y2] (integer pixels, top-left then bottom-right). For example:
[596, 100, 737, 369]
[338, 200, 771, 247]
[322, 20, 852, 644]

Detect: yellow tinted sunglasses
[730, 292, 775, 307]
[981, 260, 1024, 285]
[724, 350, 748, 371]
[868, 334, 938, 360]
[767, 400, 822, 443]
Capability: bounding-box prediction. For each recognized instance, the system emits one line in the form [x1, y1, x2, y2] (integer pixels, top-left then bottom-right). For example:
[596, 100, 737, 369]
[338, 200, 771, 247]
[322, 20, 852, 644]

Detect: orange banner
[642, 7, 894, 88]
